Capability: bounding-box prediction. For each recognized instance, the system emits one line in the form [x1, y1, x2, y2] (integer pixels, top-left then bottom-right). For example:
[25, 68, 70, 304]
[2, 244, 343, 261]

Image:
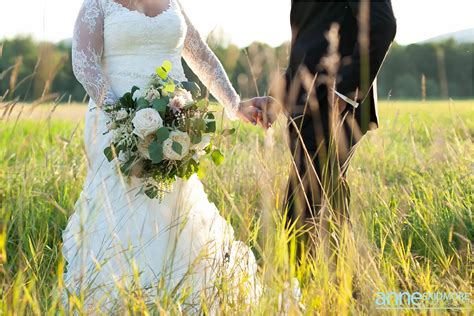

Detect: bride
[62, 0, 271, 313]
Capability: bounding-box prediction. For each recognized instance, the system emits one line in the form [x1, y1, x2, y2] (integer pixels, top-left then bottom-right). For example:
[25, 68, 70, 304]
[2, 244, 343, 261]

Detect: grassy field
[1, 100, 473, 314]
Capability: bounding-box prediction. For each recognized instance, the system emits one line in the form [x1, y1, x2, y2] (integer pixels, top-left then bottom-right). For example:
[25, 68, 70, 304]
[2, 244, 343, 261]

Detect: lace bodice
[72, 0, 241, 120]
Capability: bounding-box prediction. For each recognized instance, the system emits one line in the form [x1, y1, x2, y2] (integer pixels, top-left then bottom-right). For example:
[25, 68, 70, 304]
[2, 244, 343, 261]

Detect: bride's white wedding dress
[62, 0, 261, 312]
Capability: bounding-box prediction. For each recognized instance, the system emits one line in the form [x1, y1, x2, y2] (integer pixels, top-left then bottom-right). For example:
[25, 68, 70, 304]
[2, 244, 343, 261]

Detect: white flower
[169, 95, 186, 113]
[191, 134, 211, 152]
[168, 89, 194, 113]
[163, 131, 191, 161]
[116, 109, 128, 121]
[145, 88, 161, 102]
[132, 108, 163, 139]
[177, 88, 194, 102]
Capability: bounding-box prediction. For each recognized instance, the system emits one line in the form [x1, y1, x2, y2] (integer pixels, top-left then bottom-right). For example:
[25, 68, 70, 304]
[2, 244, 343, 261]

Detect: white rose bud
[132, 108, 163, 139]
[163, 131, 191, 161]
[145, 88, 161, 102]
[116, 109, 128, 121]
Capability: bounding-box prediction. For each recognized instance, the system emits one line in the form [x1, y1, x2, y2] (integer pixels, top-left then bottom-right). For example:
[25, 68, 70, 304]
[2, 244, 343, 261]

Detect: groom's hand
[237, 100, 262, 126]
[238, 97, 279, 129]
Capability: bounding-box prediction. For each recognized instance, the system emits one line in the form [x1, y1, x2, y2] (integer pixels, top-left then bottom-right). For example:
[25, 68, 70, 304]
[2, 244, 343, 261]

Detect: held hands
[237, 96, 280, 129]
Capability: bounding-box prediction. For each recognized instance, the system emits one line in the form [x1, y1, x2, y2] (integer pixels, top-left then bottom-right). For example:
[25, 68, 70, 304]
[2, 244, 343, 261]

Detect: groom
[259, 0, 397, 260]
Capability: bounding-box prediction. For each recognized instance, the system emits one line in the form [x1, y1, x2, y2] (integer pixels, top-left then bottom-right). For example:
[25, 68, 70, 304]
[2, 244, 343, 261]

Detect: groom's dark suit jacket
[286, 0, 397, 133]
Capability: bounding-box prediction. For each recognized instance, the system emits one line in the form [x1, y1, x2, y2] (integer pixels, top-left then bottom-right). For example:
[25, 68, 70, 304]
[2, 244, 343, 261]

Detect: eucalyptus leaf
[149, 140, 164, 164]
[156, 127, 170, 143]
[104, 146, 115, 162]
[191, 132, 202, 145]
[152, 97, 169, 116]
[172, 141, 183, 155]
[136, 97, 149, 110]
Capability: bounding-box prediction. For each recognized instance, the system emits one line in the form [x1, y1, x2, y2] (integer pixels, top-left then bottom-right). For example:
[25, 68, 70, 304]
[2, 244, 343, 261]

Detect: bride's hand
[238, 97, 278, 129]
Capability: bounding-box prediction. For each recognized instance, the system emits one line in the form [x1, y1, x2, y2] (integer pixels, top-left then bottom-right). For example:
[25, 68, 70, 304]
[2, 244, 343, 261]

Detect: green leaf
[131, 86, 140, 97]
[221, 128, 236, 137]
[197, 163, 206, 179]
[149, 140, 164, 164]
[161, 60, 172, 73]
[205, 112, 215, 121]
[120, 158, 135, 176]
[206, 120, 216, 133]
[196, 99, 208, 109]
[136, 97, 150, 110]
[193, 118, 206, 132]
[191, 132, 202, 145]
[156, 127, 170, 143]
[119, 93, 133, 108]
[183, 101, 197, 110]
[211, 150, 224, 166]
[172, 141, 183, 155]
[204, 113, 216, 133]
[103, 146, 115, 162]
[164, 80, 176, 93]
[144, 187, 158, 199]
[152, 97, 169, 116]
[156, 67, 168, 80]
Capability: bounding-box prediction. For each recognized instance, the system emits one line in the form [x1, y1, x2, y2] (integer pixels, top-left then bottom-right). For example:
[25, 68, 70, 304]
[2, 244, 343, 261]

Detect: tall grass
[0, 99, 472, 314]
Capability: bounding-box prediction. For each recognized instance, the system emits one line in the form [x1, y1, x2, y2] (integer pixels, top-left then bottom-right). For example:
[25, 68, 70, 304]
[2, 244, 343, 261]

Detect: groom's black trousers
[284, 103, 363, 257]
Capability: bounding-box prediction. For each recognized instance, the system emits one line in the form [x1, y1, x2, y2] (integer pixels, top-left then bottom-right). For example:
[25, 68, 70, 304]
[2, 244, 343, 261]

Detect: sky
[0, 0, 473, 47]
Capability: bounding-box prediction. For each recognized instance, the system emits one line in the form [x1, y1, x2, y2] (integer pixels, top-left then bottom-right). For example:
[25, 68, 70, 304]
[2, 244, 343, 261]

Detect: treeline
[0, 36, 472, 103]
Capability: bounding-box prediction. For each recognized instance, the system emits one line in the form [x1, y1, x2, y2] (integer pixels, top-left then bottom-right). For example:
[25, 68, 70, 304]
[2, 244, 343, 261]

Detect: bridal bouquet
[102, 61, 225, 200]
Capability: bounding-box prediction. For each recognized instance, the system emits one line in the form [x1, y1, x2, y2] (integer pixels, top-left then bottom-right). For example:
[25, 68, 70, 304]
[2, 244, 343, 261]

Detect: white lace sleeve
[72, 0, 116, 106]
[178, 3, 241, 121]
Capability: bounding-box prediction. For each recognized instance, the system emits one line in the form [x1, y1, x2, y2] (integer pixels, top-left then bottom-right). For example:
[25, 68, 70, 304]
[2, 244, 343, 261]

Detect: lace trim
[106, 0, 174, 19]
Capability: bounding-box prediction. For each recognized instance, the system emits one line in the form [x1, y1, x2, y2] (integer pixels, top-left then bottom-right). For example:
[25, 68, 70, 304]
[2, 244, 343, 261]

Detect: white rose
[116, 109, 128, 121]
[132, 108, 163, 139]
[191, 134, 211, 152]
[163, 131, 191, 161]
